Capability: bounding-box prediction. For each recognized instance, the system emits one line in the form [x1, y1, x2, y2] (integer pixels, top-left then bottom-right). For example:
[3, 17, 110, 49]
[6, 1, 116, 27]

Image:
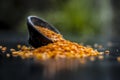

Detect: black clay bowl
[27, 16, 60, 48]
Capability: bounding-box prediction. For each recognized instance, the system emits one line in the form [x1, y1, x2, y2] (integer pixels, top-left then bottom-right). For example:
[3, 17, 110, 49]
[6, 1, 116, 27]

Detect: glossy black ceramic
[27, 16, 60, 48]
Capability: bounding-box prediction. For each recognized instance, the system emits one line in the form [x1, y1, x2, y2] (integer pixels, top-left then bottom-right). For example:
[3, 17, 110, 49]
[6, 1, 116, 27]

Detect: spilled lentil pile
[10, 26, 101, 60]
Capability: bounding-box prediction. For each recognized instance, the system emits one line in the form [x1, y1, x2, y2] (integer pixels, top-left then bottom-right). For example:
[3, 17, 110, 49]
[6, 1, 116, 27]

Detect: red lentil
[17, 44, 21, 49]
[89, 56, 95, 61]
[117, 57, 120, 62]
[6, 53, 10, 58]
[105, 50, 110, 54]
[0, 46, 2, 49]
[35, 26, 64, 42]
[10, 48, 16, 52]
[98, 55, 104, 60]
[11, 26, 100, 60]
[1, 47, 7, 52]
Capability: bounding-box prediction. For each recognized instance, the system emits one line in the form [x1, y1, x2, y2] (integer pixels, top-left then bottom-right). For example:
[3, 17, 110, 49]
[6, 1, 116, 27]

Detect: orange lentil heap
[35, 26, 64, 42]
[12, 26, 100, 60]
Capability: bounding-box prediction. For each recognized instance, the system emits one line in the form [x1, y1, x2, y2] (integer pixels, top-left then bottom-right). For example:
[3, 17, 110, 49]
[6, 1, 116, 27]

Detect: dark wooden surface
[0, 33, 120, 80]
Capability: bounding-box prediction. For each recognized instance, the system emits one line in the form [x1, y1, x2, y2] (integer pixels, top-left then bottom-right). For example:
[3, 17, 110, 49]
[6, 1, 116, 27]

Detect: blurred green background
[0, 0, 118, 44]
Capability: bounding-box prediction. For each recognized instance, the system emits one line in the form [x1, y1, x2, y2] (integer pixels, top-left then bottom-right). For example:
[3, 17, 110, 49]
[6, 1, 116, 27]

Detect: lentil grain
[11, 26, 100, 60]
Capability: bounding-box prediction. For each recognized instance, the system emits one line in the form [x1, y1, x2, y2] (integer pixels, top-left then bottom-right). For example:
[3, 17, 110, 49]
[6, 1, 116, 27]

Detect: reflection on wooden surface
[34, 58, 87, 79]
